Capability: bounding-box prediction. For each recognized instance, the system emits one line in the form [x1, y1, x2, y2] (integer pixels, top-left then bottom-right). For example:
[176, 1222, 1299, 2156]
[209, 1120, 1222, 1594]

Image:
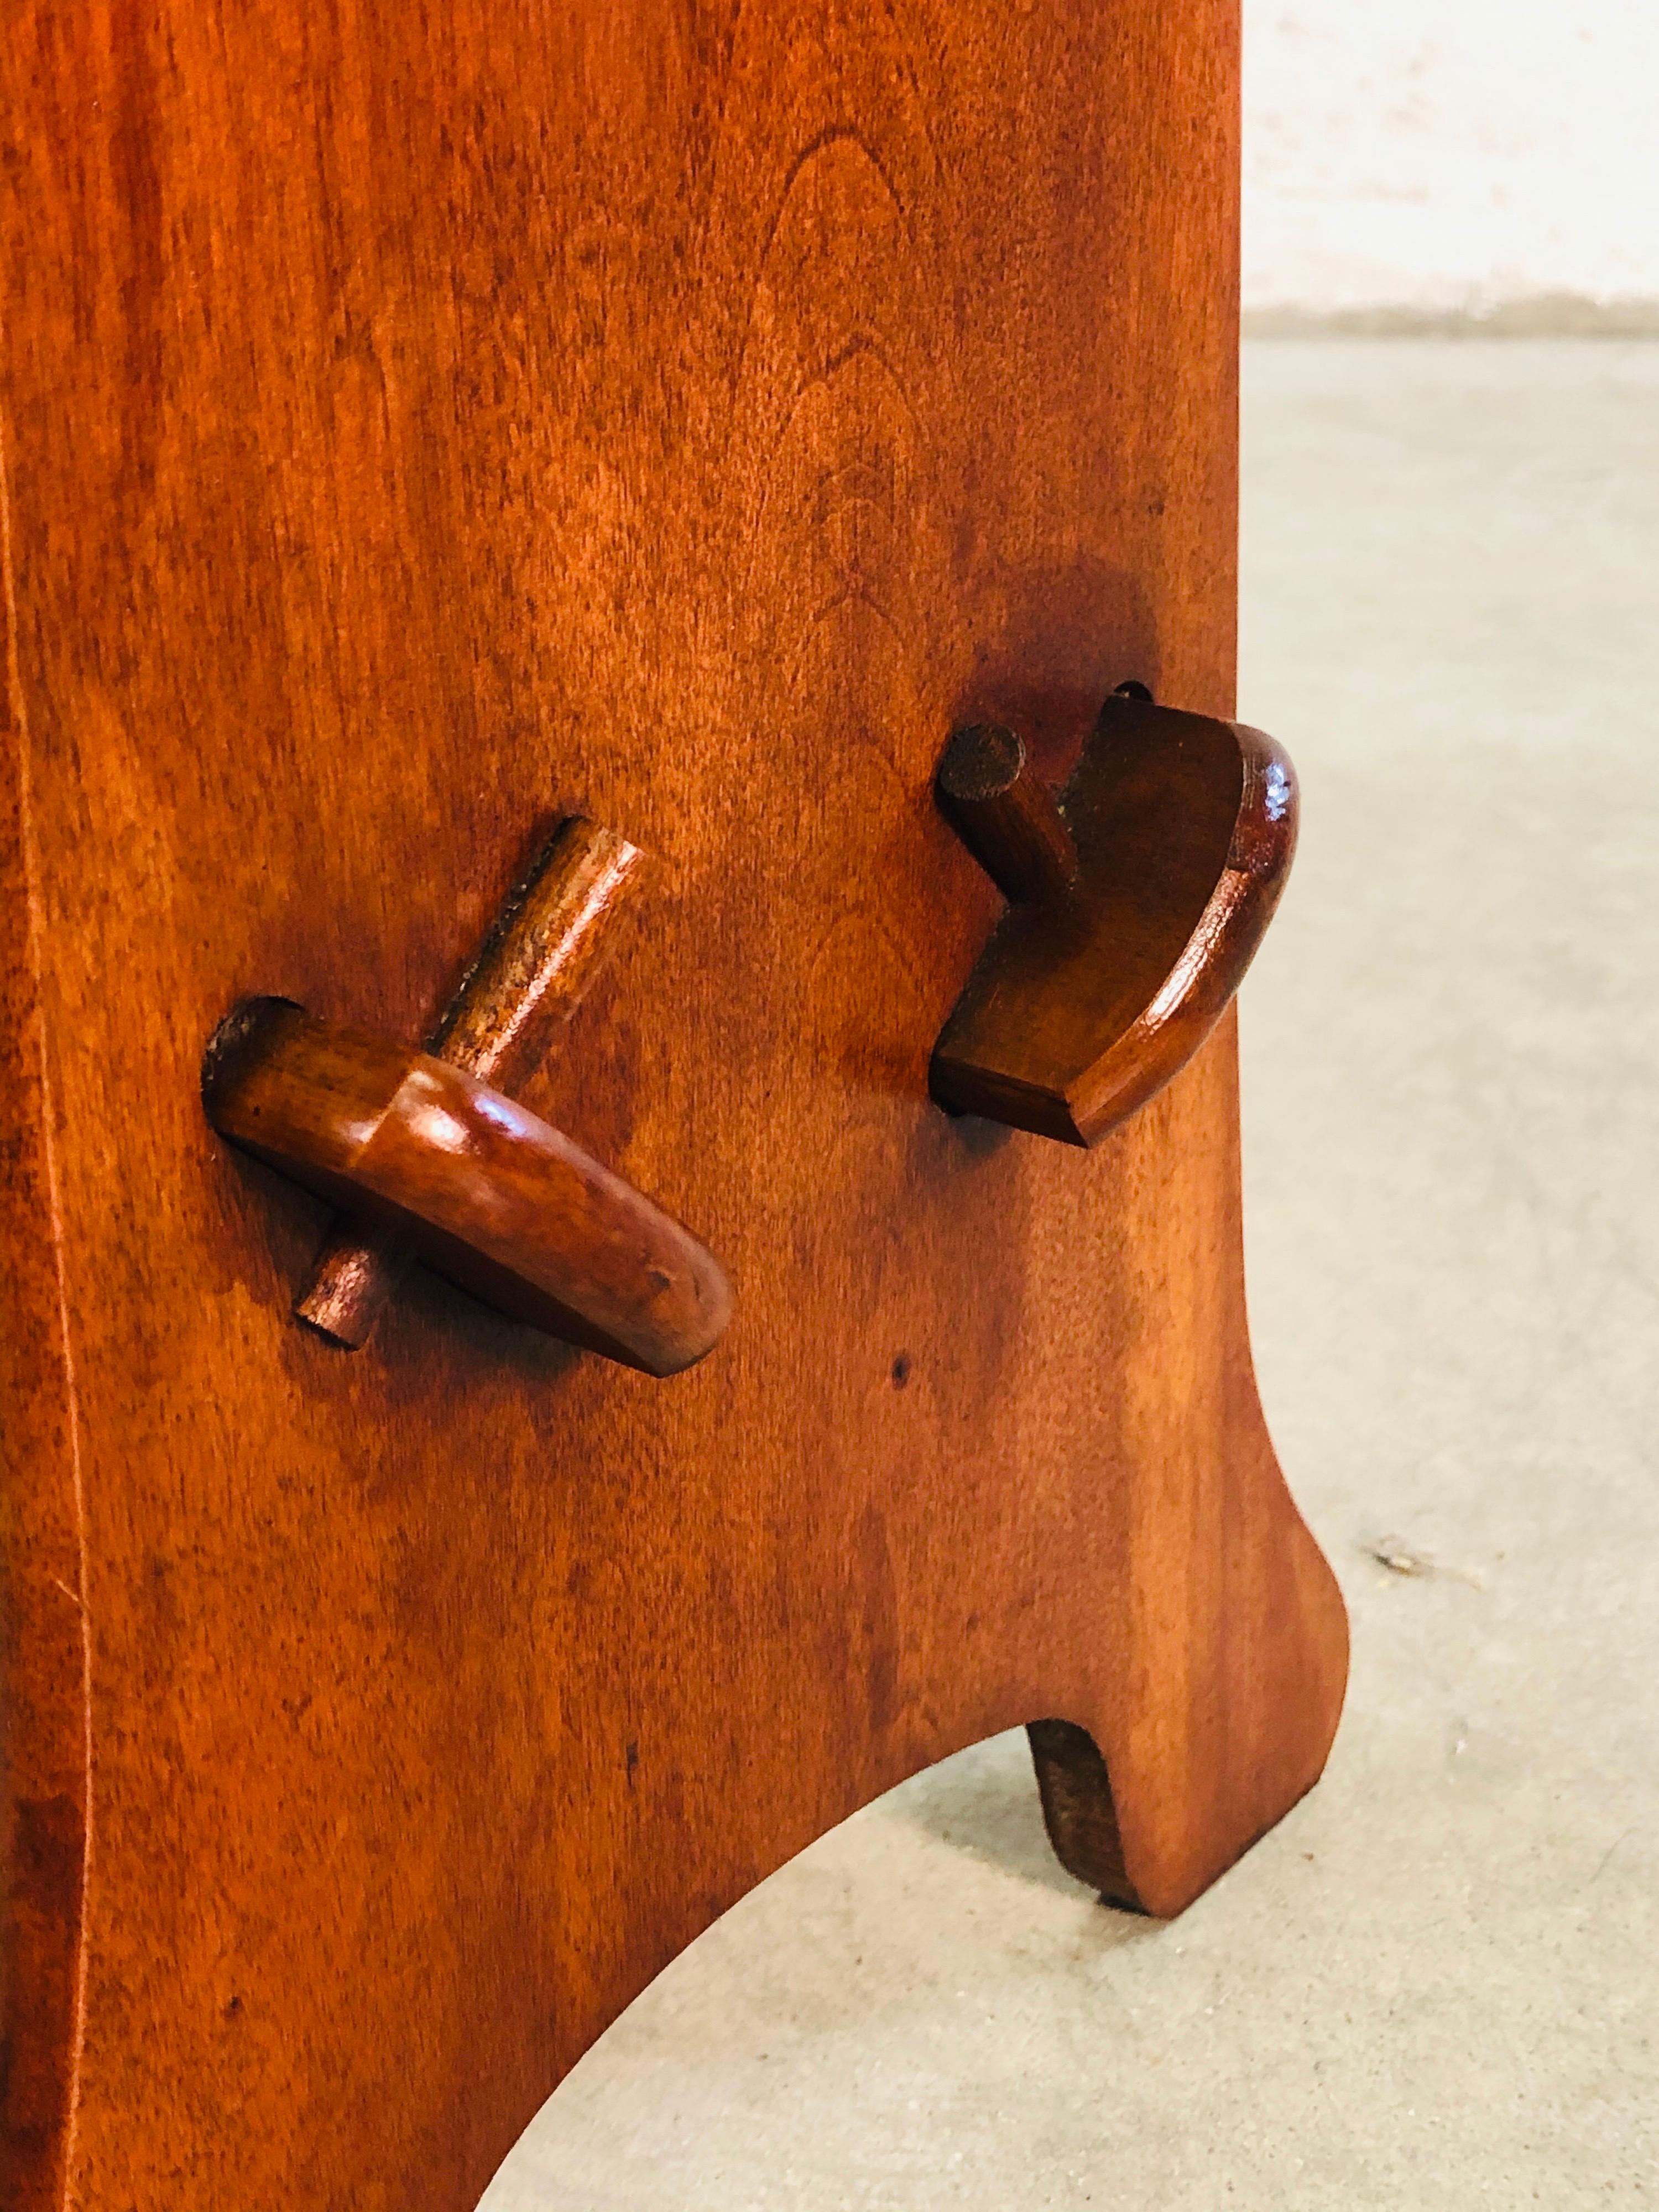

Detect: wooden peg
[935, 724, 1078, 907]
[296, 817, 644, 1346]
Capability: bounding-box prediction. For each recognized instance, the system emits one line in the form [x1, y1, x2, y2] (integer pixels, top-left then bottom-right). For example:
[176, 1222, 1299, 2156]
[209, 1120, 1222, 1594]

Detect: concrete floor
[481, 342, 1659, 2209]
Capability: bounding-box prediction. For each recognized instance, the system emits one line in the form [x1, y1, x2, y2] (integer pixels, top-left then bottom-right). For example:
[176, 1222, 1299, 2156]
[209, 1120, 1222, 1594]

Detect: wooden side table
[0, 6, 1347, 2205]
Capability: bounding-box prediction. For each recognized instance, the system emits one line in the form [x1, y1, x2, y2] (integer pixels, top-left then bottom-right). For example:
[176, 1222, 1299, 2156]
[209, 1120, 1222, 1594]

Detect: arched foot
[1027, 1459, 1349, 1921]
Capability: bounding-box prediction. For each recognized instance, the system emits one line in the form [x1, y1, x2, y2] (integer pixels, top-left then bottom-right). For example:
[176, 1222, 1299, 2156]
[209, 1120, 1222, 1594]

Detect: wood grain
[204, 999, 730, 1375]
[933, 695, 1300, 1144]
[298, 815, 646, 1345]
[0, 5, 1347, 2208]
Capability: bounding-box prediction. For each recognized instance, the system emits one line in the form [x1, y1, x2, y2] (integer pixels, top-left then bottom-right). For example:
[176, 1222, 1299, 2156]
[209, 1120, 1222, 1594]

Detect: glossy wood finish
[298, 816, 646, 1345]
[933, 694, 1299, 1144]
[204, 999, 730, 1375]
[0, 6, 1348, 2208]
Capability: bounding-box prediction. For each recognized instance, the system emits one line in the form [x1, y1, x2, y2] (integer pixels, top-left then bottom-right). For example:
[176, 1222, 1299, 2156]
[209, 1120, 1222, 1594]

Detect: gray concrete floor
[481, 342, 1659, 2209]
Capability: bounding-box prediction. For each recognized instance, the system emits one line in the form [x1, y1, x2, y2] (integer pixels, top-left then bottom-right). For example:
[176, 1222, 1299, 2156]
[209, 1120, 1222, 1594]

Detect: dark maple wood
[0, 6, 1348, 2209]
[933, 693, 1300, 1144]
[203, 999, 729, 1375]
[298, 815, 645, 1345]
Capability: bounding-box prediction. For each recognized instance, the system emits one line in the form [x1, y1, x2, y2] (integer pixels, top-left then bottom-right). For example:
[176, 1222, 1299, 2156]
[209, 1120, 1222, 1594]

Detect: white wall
[1244, 0, 1659, 316]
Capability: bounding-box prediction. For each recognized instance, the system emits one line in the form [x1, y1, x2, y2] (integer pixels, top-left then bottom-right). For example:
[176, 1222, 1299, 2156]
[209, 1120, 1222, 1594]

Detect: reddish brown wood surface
[298, 815, 647, 1345]
[932, 696, 1299, 1144]
[0, 6, 1347, 2209]
[205, 999, 731, 1375]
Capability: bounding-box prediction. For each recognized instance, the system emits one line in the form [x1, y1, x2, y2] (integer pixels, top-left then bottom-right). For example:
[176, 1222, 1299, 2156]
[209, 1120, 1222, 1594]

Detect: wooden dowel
[425, 817, 646, 1089]
[295, 817, 645, 1347]
[935, 723, 1077, 906]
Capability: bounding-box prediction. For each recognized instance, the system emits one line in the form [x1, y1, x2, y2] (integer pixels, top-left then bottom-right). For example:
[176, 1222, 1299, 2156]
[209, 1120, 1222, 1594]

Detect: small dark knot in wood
[936, 723, 1077, 907]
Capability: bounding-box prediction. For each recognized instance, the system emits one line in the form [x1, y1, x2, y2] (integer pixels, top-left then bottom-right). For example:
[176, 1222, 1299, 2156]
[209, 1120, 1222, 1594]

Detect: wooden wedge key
[297, 817, 646, 1347]
[932, 692, 1299, 1146]
[202, 813, 730, 1376]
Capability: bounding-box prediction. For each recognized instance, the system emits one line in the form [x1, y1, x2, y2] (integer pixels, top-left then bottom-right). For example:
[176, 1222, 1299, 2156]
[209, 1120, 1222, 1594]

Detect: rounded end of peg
[937, 723, 1027, 804]
[935, 723, 1076, 906]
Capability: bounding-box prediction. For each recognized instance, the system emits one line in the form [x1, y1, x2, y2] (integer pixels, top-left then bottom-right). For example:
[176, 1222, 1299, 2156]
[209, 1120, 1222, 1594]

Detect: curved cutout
[473, 1727, 1134, 2208]
[474, 1701, 1339, 2205]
